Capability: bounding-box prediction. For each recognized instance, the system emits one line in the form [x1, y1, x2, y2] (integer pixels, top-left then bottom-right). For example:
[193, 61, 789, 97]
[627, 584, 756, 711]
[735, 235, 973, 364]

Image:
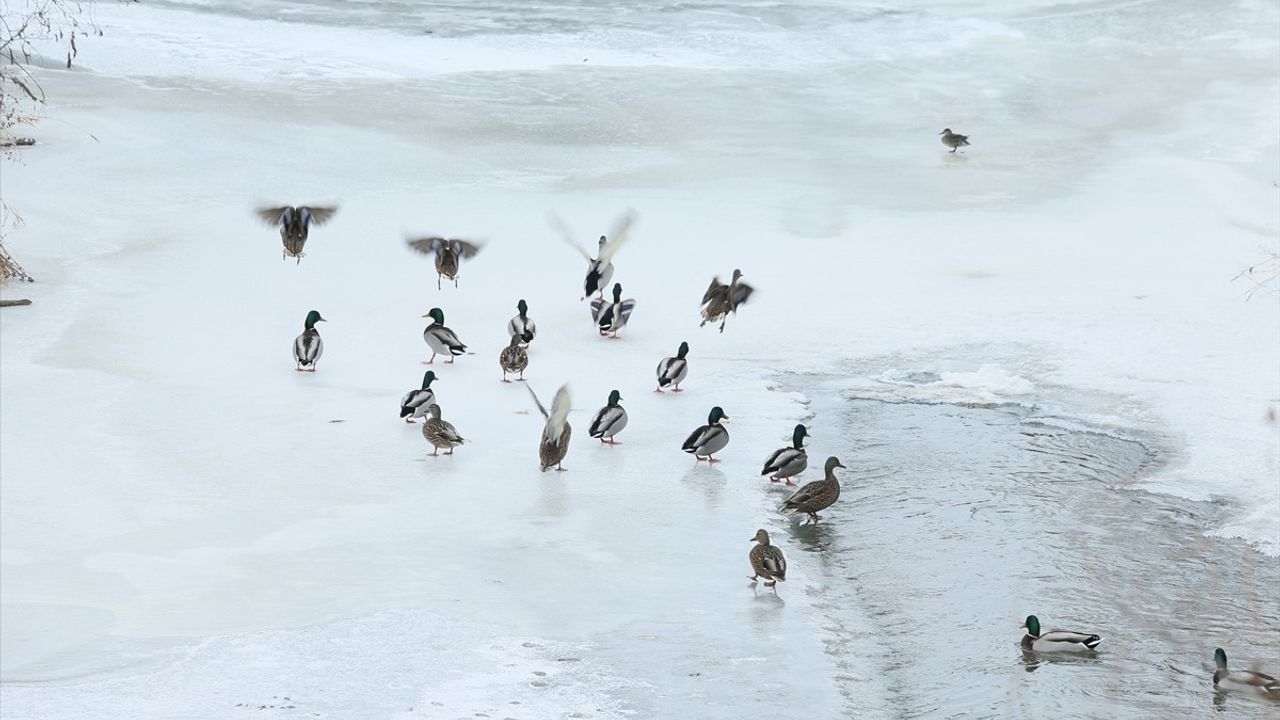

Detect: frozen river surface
[2, 0, 1278, 717]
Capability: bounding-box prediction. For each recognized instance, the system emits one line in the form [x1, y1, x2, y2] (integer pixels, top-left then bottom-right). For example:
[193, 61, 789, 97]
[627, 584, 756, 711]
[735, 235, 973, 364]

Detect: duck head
[708, 406, 728, 425]
[422, 308, 445, 324]
[1020, 615, 1040, 637]
[611, 283, 623, 302]
[824, 456, 846, 474]
[517, 299, 528, 317]
[607, 389, 622, 406]
[304, 310, 326, 329]
[425, 403, 443, 419]
[940, 128, 952, 135]
[421, 370, 437, 389]
[731, 268, 744, 282]
[1214, 648, 1228, 670]
[676, 341, 689, 359]
[597, 235, 608, 250]
[752, 528, 771, 545]
[792, 424, 809, 447]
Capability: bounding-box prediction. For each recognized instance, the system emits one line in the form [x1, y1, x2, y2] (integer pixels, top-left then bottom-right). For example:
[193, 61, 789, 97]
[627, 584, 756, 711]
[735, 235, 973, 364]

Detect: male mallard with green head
[1213, 648, 1280, 698]
[422, 308, 467, 364]
[406, 236, 485, 290]
[590, 283, 636, 339]
[781, 456, 845, 522]
[399, 370, 438, 423]
[507, 299, 536, 346]
[550, 211, 635, 300]
[655, 341, 689, 392]
[700, 269, 754, 333]
[681, 406, 729, 462]
[528, 383, 571, 471]
[293, 310, 326, 371]
[1019, 615, 1101, 652]
[748, 529, 787, 587]
[499, 334, 529, 382]
[422, 403, 464, 456]
[588, 390, 628, 445]
[761, 424, 809, 485]
[939, 128, 970, 153]
[256, 204, 338, 263]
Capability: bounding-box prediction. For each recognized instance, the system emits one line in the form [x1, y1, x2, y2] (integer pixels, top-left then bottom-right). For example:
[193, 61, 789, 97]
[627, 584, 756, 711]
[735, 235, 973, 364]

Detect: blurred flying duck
[256, 205, 337, 263]
[406, 236, 485, 289]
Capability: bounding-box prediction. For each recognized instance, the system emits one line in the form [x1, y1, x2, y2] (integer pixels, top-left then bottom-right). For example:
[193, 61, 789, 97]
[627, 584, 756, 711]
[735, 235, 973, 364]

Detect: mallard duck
[421, 308, 467, 364]
[406, 236, 484, 290]
[499, 334, 529, 382]
[655, 341, 689, 392]
[422, 403, 465, 456]
[528, 383, 571, 471]
[940, 128, 970, 153]
[1019, 615, 1101, 652]
[399, 370, 438, 423]
[700, 269, 754, 333]
[781, 456, 845, 522]
[292, 310, 326, 371]
[1214, 648, 1280, 697]
[590, 283, 636, 338]
[550, 211, 636, 300]
[761, 424, 809, 485]
[588, 389, 628, 444]
[681, 406, 729, 462]
[507, 299, 536, 346]
[748, 529, 787, 587]
[256, 205, 337, 263]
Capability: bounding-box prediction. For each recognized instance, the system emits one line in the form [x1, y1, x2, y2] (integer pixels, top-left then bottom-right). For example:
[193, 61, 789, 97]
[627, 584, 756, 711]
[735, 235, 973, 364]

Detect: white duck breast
[683, 424, 729, 456]
[656, 357, 688, 388]
[1028, 630, 1102, 652]
[763, 447, 807, 478]
[294, 331, 323, 367]
[424, 326, 466, 357]
[400, 388, 436, 419]
[589, 406, 628, 439]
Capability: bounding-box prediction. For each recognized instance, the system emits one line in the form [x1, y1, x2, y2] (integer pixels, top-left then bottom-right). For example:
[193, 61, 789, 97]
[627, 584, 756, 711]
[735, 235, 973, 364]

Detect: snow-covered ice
[1, 0, 1278, 717]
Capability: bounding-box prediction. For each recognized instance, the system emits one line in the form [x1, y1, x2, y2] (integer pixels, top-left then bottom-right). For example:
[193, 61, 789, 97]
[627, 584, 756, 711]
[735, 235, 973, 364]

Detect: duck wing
[256, 206, 292, 227]
[682, 424, 711, 452]
[597, 210, 636, 264]
[782, 478, 826, 508]
[730, 282, 755, 308]
[526, 384, 550, 419]
[701, 277, 726, 306]
[299, 205, 338, 227]
[763, 547, 786, 578]
[590, 297, 607, 323]
[406, 236, 448, 256]
[762, 447, 796, 475]
[449, 239, 484, 259]
[549, 213, 593, 261]
[543, 384, 572, 446]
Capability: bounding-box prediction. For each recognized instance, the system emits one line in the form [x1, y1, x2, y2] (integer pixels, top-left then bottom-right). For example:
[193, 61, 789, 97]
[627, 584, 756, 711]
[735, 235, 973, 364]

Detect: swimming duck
[748, 529, 787, 587]
[399, 370, 438, 423]
[590, 283, 636, 338]
[499, 334, 529, 382]
[781, 456, 845, 522]
[655, 341, 689, 392]
[550, 211, 636, 300]
[588, 390, 628, 445]
[1019, 615, 1101, 652]
[681, 406, 729, 462]
[256, 205, 338, 263]
[528, 383, 572, 471]
[700, 269, 755, 333]
[422, 403, 465, 456]
[421, 308, 467, 364]
[1213, 648, 1280, 697]
[292, 310, 326, 371]
[406, 236, 485, 290]
[507, 299, 537, 346]
[939, 128, 970, 153]
[761, 424, 809, 485]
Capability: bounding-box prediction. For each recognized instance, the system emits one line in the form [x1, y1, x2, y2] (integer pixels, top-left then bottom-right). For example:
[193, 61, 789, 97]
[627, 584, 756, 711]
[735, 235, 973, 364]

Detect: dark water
[782, 368, 1280, 719]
